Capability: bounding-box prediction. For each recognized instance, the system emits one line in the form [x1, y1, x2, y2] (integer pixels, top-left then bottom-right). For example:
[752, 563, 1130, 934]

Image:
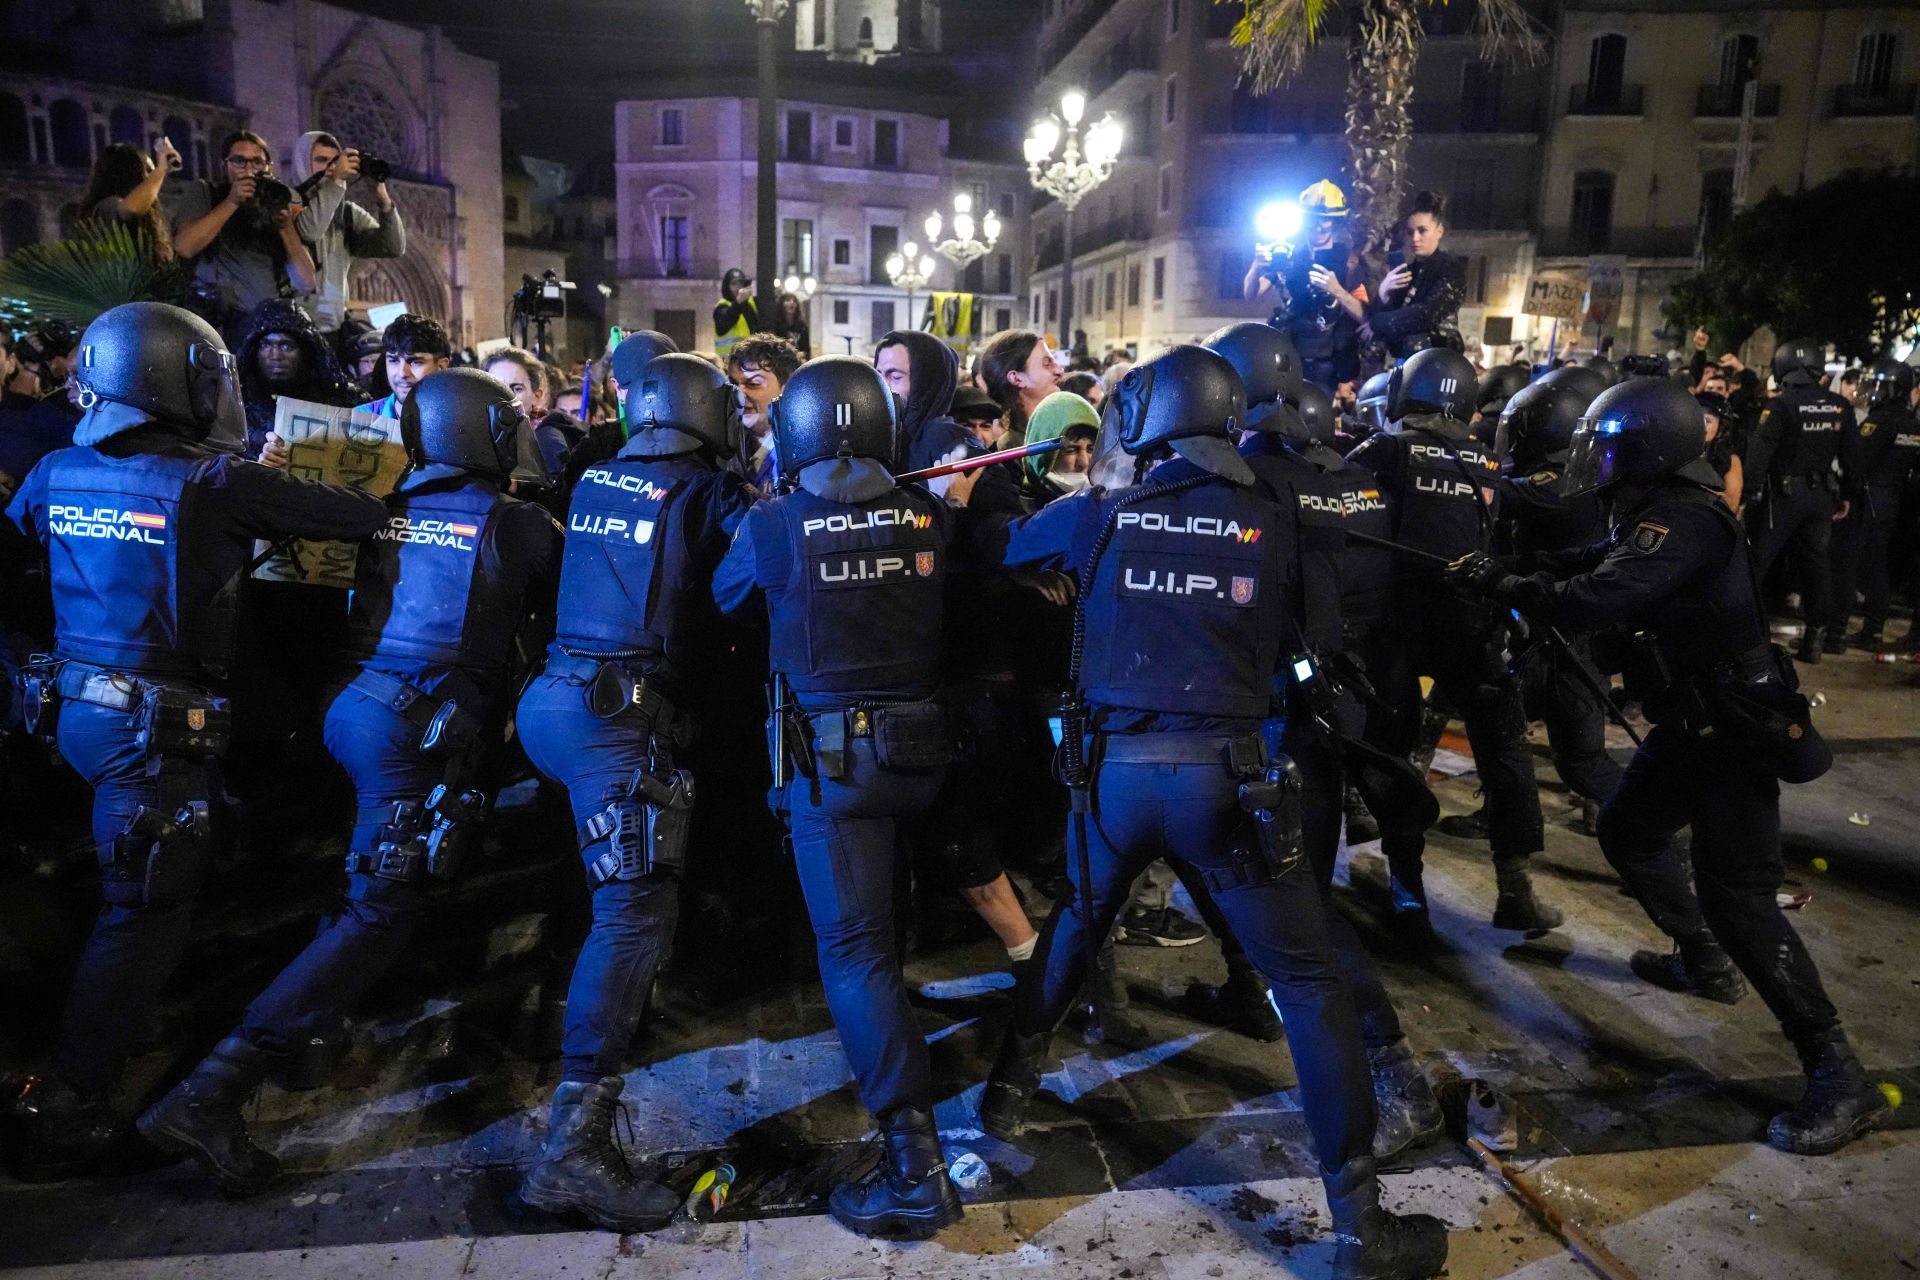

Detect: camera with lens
[513, 270, 570, 320]
[1619, 353, 1670, 379]
[358, 153, 392, 185]
[252, 174, 296, 216]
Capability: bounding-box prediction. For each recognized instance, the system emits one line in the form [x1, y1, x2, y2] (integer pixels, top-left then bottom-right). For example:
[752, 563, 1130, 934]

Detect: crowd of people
[2, 171, 1916, 1278]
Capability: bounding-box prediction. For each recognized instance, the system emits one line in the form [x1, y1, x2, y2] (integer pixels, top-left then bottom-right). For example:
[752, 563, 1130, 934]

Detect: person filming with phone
[172, 131, 320, 343]
[1361, 190, 1465, 359]
[293, 131, 406, 338]
[78, 137, 182, 264]
[1242, 180, 1367, 392]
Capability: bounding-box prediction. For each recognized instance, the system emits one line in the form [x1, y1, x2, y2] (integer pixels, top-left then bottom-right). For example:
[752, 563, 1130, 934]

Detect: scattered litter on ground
[1848, 812, 1871, 826]
[949, 1151, 991, 1189]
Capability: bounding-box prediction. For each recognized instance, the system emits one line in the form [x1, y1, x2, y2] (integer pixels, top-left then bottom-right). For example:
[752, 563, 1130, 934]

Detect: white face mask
[1049, 470, 1091, 494]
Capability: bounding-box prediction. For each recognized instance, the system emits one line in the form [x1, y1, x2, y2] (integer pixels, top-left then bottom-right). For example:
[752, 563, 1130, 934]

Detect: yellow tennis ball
[1879, 1082, 1903, 1110]
[1810, 857, 1829, 873]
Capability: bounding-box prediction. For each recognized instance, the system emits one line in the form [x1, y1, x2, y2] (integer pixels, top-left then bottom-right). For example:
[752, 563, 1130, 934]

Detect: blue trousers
[239, 682, 441, 1052]
[780, 736, 944, 1120]
[51, 699, 220, 1094]
[518, 670, 683, 1085]
[1010, 748, 1374, 1173]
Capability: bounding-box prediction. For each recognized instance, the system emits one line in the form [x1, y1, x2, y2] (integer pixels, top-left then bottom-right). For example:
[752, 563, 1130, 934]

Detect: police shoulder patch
[1861, 420, 1878, 437]
[1630, 521, 1671, 553]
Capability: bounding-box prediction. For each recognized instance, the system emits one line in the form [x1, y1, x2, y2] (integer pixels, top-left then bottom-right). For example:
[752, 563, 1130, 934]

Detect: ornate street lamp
[745, 1, 792, 329]
[1024, 90, 1122, 358]
[885, 241, 937, 328]
[924, 192, 1002, 272]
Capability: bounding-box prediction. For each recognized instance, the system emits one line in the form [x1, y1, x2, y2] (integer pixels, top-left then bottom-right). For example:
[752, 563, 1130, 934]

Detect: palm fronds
[0, 218, 187, 331]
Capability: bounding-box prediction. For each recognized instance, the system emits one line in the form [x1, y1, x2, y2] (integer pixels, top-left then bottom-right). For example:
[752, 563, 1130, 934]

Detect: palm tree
[1226, 0, 1542, 257]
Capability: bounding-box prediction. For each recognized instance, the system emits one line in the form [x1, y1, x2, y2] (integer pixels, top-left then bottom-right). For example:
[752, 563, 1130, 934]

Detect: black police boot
[1435, 803, 1490, 841]
[137, 1036, 281, 1196]
[1182, 953, 1285, 1042]
[1795, 628, 1824, 665]
[7, 1073, 119, 1182]
[1385, 853, 1435, 945]
[1822, 628, 1849, 656]
[1344, 786, 1381, 845]
[1491, 859, 1564, 932]
[828, 1104, 963, 1239]
[1088, 940, 1150, 1046]
[518, 1077, 677, 1232]
[1323, 1153, 1449, 1280]
[1767, 1031, 1891, 1156]
[1368, 1041, 1444, 1160]
[980, 1028, 1051, 1141]
[1845, 619, 1885, 652]
[1629, 934, 1748, 1005]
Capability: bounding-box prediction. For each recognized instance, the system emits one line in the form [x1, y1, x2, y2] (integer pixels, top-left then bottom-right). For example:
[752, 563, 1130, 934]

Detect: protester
[1362, 190, 1464, 358]
[78, 139, 179, 263]
[356, 313, 453, 417]
[977, 328, 1061, 442]
[293, 132, 407, 336]
[724, 332, 801, 488]
[485, 346, 569, 474]
[235, 299, 364, 458]
[1018, 389, 1099, 505]
[772, 291, 812, 360]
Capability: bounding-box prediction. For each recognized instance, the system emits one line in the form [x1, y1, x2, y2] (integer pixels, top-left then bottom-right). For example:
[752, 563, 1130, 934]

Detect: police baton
[1342, 528, 1643, 747]
[894, 438, 1061, 485]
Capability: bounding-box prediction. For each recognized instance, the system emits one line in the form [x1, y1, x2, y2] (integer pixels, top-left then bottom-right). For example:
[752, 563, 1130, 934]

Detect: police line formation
[6, 298, 1906, 1280]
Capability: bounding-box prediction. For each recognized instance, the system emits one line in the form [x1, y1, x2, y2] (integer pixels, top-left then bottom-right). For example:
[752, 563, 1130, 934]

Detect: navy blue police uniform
[1744, 349, 1854, 657]
[1828, 372, 1919, 648]
[2, 302, 388, 1177]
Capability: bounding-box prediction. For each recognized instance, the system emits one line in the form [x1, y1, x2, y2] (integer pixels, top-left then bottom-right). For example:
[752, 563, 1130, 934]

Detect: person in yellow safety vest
[714, 268, 760, 358]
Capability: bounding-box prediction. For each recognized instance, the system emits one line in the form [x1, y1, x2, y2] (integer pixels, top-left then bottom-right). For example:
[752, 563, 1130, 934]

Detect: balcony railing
[1832, 83, 1918, 117]
[1695, 83, 1781, 118]
[1040, 0, 1121, 77]
[1535, 227, 1696, 259]
[1203, 101, 1347, 137]
[1567, 84, 1645, 116]
[1033, 212, 1152, 272]
[1409, 100, 1542, 134]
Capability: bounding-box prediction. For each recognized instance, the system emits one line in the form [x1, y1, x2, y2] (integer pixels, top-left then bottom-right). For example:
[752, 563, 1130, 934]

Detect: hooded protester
[875, 329, 1023, 515]
[1019, 390, 1100, 506]
[292, 131, 406, 335]
[235, 299, 364, 458]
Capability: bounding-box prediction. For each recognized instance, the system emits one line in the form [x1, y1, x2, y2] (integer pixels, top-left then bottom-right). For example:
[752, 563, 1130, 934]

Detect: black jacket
[1368, 250, 1466, 359]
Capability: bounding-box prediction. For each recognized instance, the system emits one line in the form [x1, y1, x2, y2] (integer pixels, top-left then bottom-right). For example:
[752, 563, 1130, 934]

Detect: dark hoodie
[236, 299, 364, 458]
[877, 329, 963, 470]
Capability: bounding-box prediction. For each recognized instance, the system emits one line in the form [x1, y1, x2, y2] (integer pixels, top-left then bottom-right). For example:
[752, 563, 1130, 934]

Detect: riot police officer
[2, 302, 389, 1179]
[981, 345, 1447, 1280]
[138, 368, 562, 1194]
[1492, 372, 1624, 828]
[511, 353, 754, 1231]
[1449, 377, 1889, 1157]
[712, 356, 967, 1240]
[1825, 358, 1918, 653]
[1208, 322, 1444, 1158]
[1745, 338, 1855, 662]
[1346, 347, 1556, 937]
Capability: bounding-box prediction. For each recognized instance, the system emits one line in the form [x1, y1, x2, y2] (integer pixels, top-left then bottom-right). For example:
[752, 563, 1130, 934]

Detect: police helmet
[1355, 371, 1392, 434]
[770, 355, 898, 472]
[1866, 357, 1917, 409]
[70, 301, 245, 451]
[1495, 378, 1587, 471]
[1203, 321, 1302, 409]
[1476, 364, 1530, 418]
[1538, 363, 1608, 412]
[622, 353, 742, 458]
[1772, 338, 1822, 384]
[401, 367, 530, 483]
[1385, 346, 1476, 424]
[1582, 355, 1618, 387]
[1565, 376, 1720, 496]
[608, 328, 680, 388]
[1293, 380, 1337, 446]
[1096, 344, 1252, 484]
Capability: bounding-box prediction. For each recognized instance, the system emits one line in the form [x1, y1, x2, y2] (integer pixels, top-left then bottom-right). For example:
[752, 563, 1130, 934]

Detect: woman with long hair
[79, 139, 179, 264]
[976, 328, 1061, 445]
[772, 290, 812, 359]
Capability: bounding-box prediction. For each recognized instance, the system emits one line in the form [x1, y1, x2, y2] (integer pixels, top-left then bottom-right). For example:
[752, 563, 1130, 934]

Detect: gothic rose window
[318, 80, 412, 173]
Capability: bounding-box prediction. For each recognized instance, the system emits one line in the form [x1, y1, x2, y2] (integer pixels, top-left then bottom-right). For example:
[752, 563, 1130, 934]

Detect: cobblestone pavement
[2, 633, 1917, 1278]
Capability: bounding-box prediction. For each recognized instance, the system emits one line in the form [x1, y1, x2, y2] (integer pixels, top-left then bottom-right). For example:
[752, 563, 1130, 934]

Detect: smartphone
[1387, 250, 1406, 270]
[161, 137, 183, 171]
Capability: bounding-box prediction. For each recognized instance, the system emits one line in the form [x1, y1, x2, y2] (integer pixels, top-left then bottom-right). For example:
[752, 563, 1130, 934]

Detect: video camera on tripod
[511, 269, 575, 359]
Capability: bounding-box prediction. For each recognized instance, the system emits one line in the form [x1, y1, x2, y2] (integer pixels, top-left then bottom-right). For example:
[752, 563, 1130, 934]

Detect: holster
[584, 660, 692, 749]
[348, 669, 481, 762]
[581, 763, 696, 885]
[1236, 756, 1305, 880]
[348, 784, 491, 884]
[1699, 646, 1832, 784]
[15, 655, 64, 744]
[110, 754, 215, 908]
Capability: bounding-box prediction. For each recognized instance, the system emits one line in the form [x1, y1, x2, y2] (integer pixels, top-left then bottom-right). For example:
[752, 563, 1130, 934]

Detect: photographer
[294, 132, 406, 336]
[172, 131, 320, 343]
[1242, 180, 1368, 391]
[1362, 190, 1465, 359]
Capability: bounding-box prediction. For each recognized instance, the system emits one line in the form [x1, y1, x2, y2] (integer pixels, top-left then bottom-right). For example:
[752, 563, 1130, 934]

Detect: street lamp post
[745, 0, 791, 335]
[885, 241, 937, 331]
[924, 191, 1003, 273]
[1025, 91, 1121, 362]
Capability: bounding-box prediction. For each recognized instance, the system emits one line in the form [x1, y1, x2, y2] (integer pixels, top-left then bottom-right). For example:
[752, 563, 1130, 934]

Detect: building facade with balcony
[1540, 0, 1920, 352]
[1, 0, 504, 345]
[1028, 0, 1550, 362]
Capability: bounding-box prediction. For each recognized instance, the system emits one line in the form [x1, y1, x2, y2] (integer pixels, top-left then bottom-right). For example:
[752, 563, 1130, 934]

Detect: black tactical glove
[1446, 550, 1526, 603]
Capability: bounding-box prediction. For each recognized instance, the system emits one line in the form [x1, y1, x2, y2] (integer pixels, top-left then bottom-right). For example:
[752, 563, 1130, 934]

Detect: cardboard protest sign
[252, 398, 407, 589]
